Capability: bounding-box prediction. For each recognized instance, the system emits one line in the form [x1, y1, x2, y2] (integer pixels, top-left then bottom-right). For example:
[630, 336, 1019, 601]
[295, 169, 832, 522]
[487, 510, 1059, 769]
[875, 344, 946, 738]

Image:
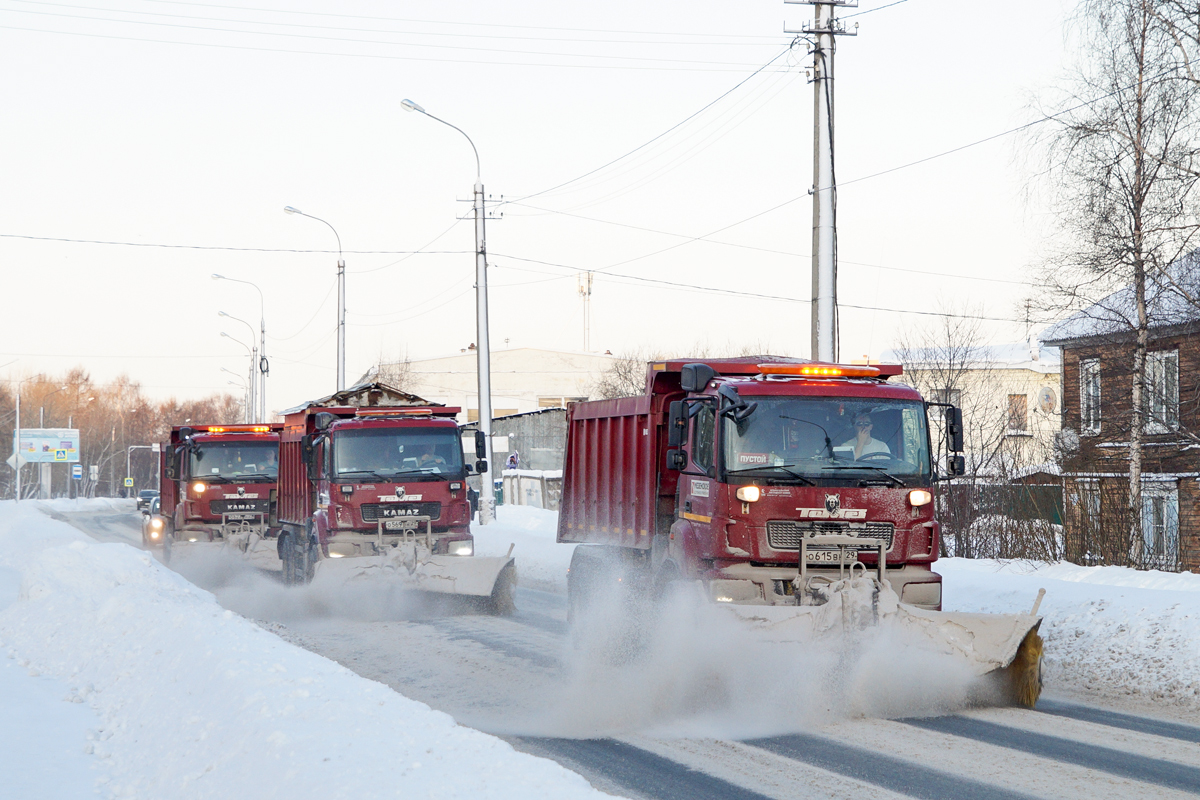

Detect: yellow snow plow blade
[718, 538, 1045, 708]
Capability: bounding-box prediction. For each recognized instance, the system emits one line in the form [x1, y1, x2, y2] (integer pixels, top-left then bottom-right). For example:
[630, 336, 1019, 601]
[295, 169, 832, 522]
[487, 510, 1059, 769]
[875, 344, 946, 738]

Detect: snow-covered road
[3, 499, 1198, 799]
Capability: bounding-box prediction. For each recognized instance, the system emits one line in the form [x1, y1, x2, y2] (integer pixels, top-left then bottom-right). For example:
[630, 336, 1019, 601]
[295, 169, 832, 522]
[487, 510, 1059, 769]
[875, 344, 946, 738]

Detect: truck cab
[278, 406, 475, 574]
[161, 424, 282, 544]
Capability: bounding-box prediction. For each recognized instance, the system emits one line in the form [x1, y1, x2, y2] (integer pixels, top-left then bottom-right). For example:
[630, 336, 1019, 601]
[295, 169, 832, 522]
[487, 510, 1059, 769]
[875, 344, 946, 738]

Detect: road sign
[124, 477, 133, 488]
[54, 449, 68, 461]
[5, 452, 27, 470]
[72, 464, 83, 480]
[89, 465, 98, 481]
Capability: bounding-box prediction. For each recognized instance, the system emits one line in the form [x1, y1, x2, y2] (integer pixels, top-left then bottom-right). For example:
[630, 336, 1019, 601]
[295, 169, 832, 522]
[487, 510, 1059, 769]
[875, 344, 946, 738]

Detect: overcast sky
[1, 0, 1074, 411]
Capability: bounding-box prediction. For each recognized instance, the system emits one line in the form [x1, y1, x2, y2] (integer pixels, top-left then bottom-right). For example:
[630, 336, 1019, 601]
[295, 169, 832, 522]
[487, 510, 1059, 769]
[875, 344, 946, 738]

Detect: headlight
[447, 540, 473, 556]
[735, 486, 761, 502]
[150, 518, 163, 529]
[192, 482, 206, 494]
[908, 489, 933, 507]
[150, 531, 160, 539]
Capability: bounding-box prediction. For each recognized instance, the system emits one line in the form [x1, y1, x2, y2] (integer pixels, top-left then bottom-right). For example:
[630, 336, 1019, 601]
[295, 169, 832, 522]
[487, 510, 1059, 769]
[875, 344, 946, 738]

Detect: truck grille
[360, 502, 442, 522]
[766, 520, 895, 551]
[209, 499, 269, 515]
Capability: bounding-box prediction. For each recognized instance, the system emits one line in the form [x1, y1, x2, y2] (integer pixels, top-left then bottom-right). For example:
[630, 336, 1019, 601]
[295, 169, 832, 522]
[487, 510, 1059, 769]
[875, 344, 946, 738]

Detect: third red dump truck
[160, 423, 282, 562]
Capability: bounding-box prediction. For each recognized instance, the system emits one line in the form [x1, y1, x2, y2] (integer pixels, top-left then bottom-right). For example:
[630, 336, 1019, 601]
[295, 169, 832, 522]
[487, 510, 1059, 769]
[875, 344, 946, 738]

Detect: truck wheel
[486, 564, 517, 616]
[162, 529, 173, 564]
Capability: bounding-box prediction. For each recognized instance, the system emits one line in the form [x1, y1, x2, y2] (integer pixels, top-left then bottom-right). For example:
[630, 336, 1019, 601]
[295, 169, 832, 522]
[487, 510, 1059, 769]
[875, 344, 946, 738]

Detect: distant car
[142, 497, 167, 548]
[137, 489, 160, 512]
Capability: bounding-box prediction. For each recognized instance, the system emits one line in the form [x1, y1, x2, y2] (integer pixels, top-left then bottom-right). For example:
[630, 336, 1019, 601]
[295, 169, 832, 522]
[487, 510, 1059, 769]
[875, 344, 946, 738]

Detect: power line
[1, 6, 787, 67]
[488, 255, 1045, 323]
[503, 202, 1033, 285]
[0, 232, 468, 255]
[0, 22, 793, 73]
[11, 0, 779, 46]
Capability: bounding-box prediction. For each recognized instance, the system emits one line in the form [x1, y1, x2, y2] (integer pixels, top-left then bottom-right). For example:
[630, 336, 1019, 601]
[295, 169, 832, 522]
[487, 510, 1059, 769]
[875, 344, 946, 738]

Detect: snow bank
[941, 558, 1200, 713]
[0, 501, 607, 799]
[473, 504, 572, 593]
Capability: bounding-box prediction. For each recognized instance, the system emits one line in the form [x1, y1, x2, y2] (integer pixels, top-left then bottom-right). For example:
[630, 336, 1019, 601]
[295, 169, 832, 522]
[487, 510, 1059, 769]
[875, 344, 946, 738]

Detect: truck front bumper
[706, 562, 942, 611]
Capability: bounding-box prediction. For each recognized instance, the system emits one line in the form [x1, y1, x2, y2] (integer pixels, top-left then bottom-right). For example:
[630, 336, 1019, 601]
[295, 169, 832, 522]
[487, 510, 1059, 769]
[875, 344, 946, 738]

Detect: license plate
[805, 548, 856, 563]
[384, 519, 420, 530]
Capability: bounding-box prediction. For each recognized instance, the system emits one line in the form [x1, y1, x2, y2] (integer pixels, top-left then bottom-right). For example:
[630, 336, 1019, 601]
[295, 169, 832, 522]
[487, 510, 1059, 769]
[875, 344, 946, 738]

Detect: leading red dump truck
[160, 423, 283, 560]
[276, 394, 515, 611]
[559, 357, 1045, 705]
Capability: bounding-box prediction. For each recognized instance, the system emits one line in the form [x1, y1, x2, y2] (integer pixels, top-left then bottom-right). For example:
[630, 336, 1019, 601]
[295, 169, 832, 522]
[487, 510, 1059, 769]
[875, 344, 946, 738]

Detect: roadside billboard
[12, 429, 80, 463]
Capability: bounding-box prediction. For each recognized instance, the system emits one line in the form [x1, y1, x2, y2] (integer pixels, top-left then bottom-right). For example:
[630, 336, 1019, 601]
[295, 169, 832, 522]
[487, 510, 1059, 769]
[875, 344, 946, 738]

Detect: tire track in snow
[1035, 698, 1200, 743]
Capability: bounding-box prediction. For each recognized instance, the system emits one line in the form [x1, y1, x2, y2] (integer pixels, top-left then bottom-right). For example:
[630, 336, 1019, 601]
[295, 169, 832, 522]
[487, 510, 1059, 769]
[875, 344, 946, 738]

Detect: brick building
[1042, 258, 1200, 572]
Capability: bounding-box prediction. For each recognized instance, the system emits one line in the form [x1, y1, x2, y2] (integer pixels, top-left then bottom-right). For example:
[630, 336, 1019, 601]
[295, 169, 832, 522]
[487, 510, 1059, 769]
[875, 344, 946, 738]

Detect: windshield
[189, 441, 278, 481]
[332, 428, 463, 479]
[723, 396, 931, 482]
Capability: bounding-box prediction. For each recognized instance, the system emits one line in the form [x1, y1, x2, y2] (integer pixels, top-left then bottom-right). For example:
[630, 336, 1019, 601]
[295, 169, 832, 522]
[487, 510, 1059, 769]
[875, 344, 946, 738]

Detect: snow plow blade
[312, 542, 517, 613]
[723, 577, 1045, 708]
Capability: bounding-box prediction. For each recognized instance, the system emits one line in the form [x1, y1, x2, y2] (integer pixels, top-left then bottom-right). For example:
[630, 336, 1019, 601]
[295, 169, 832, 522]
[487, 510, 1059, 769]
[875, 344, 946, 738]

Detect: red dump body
[159, 424, 282, 541]
[277, 404, 474, 558]
[558, 357, 945, 609]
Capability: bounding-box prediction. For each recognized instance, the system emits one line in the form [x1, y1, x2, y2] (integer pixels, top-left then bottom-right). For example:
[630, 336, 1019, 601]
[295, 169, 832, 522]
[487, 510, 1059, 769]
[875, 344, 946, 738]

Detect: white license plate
[805, 548, 856, 563]
[384, 519, 419, 530]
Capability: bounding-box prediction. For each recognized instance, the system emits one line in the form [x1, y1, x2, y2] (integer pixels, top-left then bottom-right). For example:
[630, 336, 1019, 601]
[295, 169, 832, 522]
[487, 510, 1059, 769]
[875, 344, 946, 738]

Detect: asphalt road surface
[50, 504, 1200, 800]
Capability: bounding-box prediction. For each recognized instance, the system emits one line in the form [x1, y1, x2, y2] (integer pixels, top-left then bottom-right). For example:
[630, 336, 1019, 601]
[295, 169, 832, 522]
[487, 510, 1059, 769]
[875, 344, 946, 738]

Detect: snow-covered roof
[1041, 250, 1200, 345]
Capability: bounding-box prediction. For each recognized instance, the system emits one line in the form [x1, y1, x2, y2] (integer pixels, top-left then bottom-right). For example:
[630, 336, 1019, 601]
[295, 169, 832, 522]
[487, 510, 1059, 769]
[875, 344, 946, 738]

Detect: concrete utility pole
[578, 272, 593, 352]
[402, 98, 498, 525]
[786, 0, 856, 362]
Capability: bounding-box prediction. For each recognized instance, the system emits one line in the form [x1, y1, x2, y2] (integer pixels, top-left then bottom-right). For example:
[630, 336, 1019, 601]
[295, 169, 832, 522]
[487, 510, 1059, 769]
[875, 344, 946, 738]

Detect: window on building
[1080, 358, 1101, 434]
[1144, 350, 1179, 433]
[1007, 394, 1028, 433]
[1139, 483, 1179, 569]
[538, 396, 588, 409]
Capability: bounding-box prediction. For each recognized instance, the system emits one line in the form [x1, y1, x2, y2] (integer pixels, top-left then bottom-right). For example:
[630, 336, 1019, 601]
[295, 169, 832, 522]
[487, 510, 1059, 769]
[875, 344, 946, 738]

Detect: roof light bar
[758, 363, 882, 378]
[206, 425, 273, 433]
[354, 408, 434, 417]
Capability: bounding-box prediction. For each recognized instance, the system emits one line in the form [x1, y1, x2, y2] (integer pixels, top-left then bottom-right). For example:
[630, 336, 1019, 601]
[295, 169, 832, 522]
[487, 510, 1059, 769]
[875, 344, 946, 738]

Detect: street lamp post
[221, 366, 252, 423]
[213, 274, 268, 422]
[218, 311, 260, 422]
[220, 334, 256, 423]
[284, 207, 346, 392]
[401, 98, 496, 525]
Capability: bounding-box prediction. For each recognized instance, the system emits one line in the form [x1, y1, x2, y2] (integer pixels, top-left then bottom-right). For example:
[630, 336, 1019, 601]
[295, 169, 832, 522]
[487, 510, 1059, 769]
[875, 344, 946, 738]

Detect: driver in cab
[418, 444, 446, 467]
[840, 413, 890, 459]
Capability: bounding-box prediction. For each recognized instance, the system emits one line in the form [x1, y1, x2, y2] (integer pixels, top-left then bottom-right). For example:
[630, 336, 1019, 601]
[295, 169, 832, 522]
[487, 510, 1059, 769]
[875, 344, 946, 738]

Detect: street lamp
[401, 98, 496, 525]
[213, 274, 268, 422]
[221, 366, 252, 423]
[220, 334, 256, 422]
[284, 206, 346, 392]
[218, 312, 260, 422]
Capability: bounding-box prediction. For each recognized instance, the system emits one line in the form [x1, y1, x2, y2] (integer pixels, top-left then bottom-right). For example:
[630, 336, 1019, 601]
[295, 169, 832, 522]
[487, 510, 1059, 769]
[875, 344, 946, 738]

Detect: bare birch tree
[1034, 0, 1200, 555]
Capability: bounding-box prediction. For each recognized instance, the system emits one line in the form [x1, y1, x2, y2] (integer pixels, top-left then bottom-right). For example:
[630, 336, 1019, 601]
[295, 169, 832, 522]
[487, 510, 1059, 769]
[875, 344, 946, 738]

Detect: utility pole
[786, 0, 856, 362]
[578, 272, 593, 352]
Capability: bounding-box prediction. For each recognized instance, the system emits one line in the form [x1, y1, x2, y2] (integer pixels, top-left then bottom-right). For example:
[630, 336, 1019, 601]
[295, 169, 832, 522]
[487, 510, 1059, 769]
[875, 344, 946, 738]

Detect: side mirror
[164, 458, 178, 480]
[474, 430, 487, 459]
[947, 454, 966, 477]
[944, 406, 964, 452]
[475, 459, 488, 474]
[667, 401, 689, 447]
[178, 426, 195, 440]
[314, 412, 336, 432]
[301, 435, 315, 465]
[680, 363, 716, 393]
[665, 448, 688, 471]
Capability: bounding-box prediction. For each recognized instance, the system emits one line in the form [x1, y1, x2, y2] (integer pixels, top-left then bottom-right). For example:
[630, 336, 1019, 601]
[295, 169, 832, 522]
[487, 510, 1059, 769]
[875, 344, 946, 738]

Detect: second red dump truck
[159, 423, 282, 561]
[276, 387, 516, 611]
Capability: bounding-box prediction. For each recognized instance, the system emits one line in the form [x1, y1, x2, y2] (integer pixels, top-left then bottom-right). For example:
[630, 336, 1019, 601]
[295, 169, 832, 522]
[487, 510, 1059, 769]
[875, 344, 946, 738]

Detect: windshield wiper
[819, 464, 907, 487]
[726, 464, 816, 486]
[336, 470, 393, 483]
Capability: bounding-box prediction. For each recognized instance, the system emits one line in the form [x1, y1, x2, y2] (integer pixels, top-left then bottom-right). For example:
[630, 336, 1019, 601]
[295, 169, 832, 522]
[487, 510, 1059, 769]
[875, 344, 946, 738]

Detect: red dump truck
[559, 357, 958, 608]
[160, 423, 283, 560]
[276, 393, 515, 611]
[558, 357, 1047, 706]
